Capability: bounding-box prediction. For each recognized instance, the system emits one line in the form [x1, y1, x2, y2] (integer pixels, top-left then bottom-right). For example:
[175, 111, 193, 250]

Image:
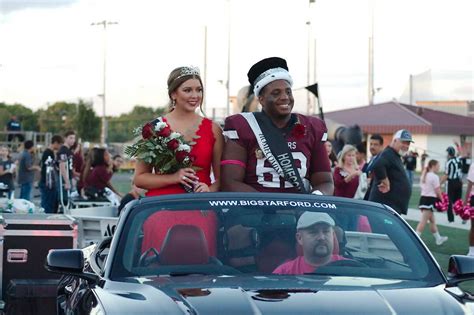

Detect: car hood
[95, 276, 474, 315]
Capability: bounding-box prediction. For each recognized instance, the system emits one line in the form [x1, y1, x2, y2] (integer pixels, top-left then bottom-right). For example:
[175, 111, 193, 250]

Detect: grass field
[111, 172, 474, 293]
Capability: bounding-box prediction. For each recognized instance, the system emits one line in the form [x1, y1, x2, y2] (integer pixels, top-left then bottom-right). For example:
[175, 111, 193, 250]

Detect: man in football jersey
[221, 57, 333, 195]
[57, 130, 76, 211]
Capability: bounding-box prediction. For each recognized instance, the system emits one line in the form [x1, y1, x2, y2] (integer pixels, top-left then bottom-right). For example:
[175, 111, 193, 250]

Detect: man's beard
[313, 243, 330, 257]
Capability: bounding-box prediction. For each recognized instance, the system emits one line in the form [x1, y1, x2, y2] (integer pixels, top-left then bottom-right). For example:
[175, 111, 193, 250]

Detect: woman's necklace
[166, 115, 202, 143]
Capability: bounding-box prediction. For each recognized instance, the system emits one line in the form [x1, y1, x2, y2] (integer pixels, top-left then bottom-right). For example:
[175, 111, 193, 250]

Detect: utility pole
[203, 25, 208, 115]
[226, 0, 231, 117]
[91, 20, 118, 146]
[368, 0, 375, 105]
[306, 19, 312, 115]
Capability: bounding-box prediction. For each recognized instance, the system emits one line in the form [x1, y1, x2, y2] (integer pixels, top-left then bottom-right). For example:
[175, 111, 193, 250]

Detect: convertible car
[46, 192, 474, 314]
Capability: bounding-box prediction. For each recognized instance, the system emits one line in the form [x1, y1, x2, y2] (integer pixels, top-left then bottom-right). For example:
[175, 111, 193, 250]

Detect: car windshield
[110, 194, 443, 284]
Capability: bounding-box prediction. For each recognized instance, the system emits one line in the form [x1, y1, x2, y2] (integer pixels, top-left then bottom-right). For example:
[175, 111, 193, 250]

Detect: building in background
[324, 101, 474, 170]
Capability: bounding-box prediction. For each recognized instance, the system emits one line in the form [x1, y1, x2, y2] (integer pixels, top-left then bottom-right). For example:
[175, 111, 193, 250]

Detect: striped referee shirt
[445, 157, 462, 180]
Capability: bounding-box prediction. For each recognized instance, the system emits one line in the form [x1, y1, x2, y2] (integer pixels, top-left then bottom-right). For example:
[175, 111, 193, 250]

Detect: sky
[0, 0, 473, 119]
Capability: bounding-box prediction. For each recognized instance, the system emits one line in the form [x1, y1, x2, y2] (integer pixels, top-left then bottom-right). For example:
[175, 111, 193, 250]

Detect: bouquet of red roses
[125, 118, 196, 174]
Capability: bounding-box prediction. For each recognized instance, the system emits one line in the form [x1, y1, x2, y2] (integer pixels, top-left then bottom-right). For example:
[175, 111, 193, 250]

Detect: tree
[0, 102, 39, 131]
[38, 100, 100, 141]
[108, 105, 166, 142]
[73, 100, 100, 142]
[38, 101, 77, 134]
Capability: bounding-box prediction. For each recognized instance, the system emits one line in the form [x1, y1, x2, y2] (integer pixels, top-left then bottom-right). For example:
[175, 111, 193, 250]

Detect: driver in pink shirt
[273, 212, 344, 275]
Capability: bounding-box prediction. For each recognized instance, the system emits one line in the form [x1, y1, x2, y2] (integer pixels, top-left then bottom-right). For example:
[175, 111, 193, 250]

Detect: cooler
[0, 213, 77, 313]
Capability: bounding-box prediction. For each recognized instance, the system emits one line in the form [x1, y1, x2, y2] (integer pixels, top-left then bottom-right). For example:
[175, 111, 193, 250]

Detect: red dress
[142, 117, 218, 256]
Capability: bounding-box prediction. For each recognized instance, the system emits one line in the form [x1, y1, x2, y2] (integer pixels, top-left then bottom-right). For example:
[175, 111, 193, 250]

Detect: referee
[440, 146, 463, 223]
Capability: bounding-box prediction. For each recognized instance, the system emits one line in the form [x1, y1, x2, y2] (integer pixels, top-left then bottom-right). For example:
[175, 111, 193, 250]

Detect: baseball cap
[393, 129, 414, 143]
[297, 212, 335, 230]
[446, 146, 456, 156]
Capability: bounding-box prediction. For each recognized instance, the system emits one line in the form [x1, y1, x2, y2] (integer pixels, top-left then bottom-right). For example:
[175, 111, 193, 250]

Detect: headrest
[160, 225, 209, 265]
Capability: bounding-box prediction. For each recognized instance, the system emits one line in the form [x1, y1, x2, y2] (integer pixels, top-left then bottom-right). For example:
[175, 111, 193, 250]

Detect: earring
[172, 99, 176, 107]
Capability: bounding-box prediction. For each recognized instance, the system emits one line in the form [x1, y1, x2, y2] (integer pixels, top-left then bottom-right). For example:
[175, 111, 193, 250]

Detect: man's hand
[377, 178, 390, 193]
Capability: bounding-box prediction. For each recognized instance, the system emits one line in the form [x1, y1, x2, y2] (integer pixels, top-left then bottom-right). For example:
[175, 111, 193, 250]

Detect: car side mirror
[45, 249, 99, 284]
[447, 255, 474, 285]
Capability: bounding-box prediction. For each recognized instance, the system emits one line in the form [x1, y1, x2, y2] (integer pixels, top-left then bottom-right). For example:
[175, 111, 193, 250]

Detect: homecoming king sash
[240, 112, 309, 194]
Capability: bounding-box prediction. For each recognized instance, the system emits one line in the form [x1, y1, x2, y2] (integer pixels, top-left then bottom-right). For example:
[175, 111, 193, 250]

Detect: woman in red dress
[134, 66, 224, 256]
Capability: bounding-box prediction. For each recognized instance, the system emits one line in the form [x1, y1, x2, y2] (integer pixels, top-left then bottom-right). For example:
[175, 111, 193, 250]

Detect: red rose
[291, 123, 306, 138]
[157, 125, 171, 137]
[176, 150, 189, 163]
[141, 123, 154, 139]
[167, 139, 180, 151]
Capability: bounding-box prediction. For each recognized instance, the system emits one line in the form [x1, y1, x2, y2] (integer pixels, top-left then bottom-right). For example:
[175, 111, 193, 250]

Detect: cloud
[0, 0, 77, 14]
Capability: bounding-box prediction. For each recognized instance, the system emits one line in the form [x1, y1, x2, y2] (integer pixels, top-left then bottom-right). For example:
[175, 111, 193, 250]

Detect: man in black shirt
[5, 115, 24, 142]
[39, 135, 63, 213]
[403, 150, 417, 187]
[57, 131, 76, 211]
[368, 129, 413, 215]
[362, 134, 384, 200]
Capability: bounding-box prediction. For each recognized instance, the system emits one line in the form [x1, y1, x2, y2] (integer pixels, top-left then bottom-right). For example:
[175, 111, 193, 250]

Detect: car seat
[159, 225, 210, 265]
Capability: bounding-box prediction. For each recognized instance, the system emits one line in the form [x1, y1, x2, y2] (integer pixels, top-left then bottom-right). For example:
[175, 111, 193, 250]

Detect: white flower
[169, 132, 181, 139]
[154, 121, 167, 131]
[178, 144, 191, 152]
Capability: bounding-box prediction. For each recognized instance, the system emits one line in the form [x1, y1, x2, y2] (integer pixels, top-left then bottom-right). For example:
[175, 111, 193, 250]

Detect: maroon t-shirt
[224, 113, 330, 193]
[84, 165, 112, 191]
[333, 166, 360, 198]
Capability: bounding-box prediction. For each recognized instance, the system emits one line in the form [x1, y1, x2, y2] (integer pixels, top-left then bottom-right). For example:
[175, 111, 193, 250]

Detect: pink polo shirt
[273, 255, 345, 275]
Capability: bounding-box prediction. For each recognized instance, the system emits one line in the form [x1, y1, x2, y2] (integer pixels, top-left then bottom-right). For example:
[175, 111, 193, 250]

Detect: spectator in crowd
[465, 163, 474, 256]
[420, 151, 429, 171]
[333, 144, 361, 198]
[355, 143, 367, 170]
[0, 145, 16, 198]
[460, 152, 471, 181]
[72, 140, 84, 187]
[39, 135, 63, 213]
[83, 148, 122, 199]
[415, 159, 448, 245]
[362, 134, 384, 200]
[221, 56, 333, 195]
[403, 150, 417, 187]
[273, 212, 344, 275]
[368, 129, 412, 215]
[112, 154, 124, 173]
[57, 130, 76, 211]
[324, 141, 338, 170]
[440, 146, 463, 223]
[17, 140, 40, 200]
[5, 115, 24, 143]
[118, 181, 145, 216]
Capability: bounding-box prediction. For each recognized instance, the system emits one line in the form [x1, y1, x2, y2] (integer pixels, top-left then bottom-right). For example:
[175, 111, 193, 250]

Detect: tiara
[175, 66, 200, 81]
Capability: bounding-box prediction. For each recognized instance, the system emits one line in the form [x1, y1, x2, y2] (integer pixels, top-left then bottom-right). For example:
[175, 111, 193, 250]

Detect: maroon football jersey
[223, 113, 330, 192]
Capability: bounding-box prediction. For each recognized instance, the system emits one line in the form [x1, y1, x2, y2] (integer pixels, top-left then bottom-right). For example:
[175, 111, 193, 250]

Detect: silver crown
[175, 66, 200, 80]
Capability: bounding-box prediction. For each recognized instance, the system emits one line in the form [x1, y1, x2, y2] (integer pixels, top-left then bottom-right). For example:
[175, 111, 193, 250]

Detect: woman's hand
[175, 168, 199, 189]
[194, 182, 210, 193]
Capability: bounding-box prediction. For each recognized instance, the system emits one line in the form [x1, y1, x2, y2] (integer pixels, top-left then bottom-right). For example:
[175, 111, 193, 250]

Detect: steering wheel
[138, 247, 160, 267]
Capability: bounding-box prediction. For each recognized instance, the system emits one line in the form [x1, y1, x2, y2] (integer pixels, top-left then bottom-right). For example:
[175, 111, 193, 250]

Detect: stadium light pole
[91, 20, 118, 146]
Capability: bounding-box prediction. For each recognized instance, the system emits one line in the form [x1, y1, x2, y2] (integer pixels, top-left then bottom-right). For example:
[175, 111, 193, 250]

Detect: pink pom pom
[435, 192, 449, 212]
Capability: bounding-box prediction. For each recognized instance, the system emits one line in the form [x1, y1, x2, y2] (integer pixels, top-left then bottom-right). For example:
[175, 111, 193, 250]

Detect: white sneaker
[436, 236, 448, 246]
